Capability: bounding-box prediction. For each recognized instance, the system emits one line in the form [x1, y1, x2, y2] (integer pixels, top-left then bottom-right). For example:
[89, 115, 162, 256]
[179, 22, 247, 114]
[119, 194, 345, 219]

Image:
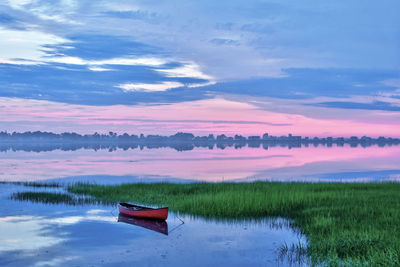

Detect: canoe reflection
[118, 213, 168, 235]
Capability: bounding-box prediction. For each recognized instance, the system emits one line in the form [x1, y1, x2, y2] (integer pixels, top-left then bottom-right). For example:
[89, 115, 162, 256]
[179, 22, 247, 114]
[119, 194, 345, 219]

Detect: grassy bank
[66, 182, 400, 266]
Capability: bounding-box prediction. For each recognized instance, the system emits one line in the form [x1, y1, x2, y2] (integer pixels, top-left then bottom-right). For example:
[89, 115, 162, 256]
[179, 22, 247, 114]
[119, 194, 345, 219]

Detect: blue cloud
[0, 12, 25, 30]
[0, 1, 399, 111]
[42, 34, 161, 60]
[1, 62, 398, 108]
[0, 61, 208, 105]
[210, 38, 239, 46]
[198, 68, 400, 98]
[314, 101, 400, 112]
[102, 10, 160, 22]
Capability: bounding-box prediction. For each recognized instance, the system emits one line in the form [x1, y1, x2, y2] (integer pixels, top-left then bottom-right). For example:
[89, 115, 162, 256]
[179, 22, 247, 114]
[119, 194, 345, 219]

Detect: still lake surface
[0, 184, 308, 266]
[0, 144, 399, 183]
[1, 144, 399, 266]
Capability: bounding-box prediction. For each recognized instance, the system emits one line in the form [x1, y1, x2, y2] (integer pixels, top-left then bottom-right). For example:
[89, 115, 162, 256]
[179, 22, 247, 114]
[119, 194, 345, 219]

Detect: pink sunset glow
[0, 97, 399, 137]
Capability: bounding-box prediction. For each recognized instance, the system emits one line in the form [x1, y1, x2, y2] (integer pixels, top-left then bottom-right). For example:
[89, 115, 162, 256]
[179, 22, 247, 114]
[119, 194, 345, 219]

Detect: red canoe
[118, 202, 168, 220]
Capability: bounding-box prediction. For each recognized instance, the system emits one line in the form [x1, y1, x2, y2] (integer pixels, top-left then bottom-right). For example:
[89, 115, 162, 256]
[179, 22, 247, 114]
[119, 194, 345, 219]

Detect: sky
[0, 0, 399, 137]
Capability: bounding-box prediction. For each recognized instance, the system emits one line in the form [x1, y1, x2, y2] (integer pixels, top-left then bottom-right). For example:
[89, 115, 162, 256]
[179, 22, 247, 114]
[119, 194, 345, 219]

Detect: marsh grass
[66, 182, 400, 266]
[11, 192, 93, 205]
[278, 240, 309, 266]
[22, 182, 61, 188]
[0, 181, 61, 188]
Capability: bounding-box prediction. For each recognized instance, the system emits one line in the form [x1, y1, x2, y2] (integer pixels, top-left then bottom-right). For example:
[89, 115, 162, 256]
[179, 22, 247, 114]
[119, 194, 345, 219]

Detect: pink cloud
[0, 97, 399, 137]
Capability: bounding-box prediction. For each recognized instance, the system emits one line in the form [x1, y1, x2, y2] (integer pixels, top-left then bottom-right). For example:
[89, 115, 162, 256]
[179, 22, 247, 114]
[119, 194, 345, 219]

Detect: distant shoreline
[1, 131, 399, 152]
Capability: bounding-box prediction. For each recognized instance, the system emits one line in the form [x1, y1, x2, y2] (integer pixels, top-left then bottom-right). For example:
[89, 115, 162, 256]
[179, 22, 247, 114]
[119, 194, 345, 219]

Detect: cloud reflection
[0, 209, 113, 254]
[1, 145, 399, 182]
[0, 216, 64, 251]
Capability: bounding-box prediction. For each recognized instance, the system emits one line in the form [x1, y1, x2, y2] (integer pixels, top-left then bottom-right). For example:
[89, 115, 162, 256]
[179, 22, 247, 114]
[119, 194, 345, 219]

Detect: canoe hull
[118, 203, 168, 220]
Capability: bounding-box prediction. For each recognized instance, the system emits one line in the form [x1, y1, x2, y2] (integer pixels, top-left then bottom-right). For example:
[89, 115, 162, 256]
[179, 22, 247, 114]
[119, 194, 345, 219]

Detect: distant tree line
[0, 131, 399, 152]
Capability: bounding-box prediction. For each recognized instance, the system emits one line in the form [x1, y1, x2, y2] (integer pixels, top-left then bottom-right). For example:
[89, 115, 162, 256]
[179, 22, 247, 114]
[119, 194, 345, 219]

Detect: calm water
[0, 184, 308, 266]
[0, 145, 399, 183]
[2, 145, 396, 266]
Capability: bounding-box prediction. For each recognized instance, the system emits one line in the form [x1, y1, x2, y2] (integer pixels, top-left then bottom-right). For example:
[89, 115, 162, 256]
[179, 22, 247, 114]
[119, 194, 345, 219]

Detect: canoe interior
[119, 202, 168, 211]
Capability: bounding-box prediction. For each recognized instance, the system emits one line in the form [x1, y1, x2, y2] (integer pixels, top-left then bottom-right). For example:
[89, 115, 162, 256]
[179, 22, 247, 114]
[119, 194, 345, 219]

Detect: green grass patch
[67, 182, 400, 266]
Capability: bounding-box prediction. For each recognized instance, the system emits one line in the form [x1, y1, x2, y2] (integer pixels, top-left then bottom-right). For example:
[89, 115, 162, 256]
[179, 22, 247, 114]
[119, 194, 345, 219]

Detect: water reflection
[0, 215, 64, 252]
[1, 139, 398, 153]
[1, 145, 400, 182]
[1, 132, 398, 152]
[0, 184, 309, 266]
[118, 214, 169, 235]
